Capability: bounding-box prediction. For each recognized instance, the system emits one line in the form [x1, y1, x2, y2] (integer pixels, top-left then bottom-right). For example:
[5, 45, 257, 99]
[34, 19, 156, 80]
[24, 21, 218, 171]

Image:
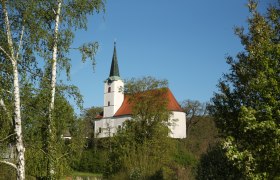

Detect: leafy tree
[105, 77, 176, 179]
[0, 1, 41, 178]
[209, 1, 280, 178]
[196, 144, 242, 180]
[26, 1, 104, 178]
[180, 100, 207, 137]
[68, 106, 104, 174]
[22, 84, 85, 179]
[81, 106, 103, 138]
[1, 0, 104, 178]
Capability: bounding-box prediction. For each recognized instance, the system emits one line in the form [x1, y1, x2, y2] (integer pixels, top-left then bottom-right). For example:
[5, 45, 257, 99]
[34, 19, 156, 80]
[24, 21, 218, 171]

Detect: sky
[66, 0, 271, 114]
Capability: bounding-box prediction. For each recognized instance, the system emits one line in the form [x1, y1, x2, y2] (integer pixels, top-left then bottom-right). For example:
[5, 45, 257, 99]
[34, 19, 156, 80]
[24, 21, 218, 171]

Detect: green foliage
[71, 148, 107, 174]
[29, 0, 105, 79]
[184, 116, 218, 158]
[1, 0, 105, 179]
[180, 99, 208, 137]
[104, 77, 175, 179]
[124, 76, 168, 94]
[81, 106, 103, 138]
[0, 164, 16, 180]
[21, 84, 85, 178]
[174, 148, 197, 168]
[67, 171, 102, 179]
[209, 0, 280, 178]
[197, 144, 242, 180]
[175, 117, 219, 179]
[71, 116, 219, 180]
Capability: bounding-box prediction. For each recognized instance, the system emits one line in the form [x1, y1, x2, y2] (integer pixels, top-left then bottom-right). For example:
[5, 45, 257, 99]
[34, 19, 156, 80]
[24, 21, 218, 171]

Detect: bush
[0, 164, 16, 180]
[196, 144, 242, 180]
[71, 149, 107, 173]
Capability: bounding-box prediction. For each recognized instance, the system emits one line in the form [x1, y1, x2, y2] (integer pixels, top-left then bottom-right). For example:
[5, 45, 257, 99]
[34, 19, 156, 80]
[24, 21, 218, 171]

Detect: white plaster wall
[169, 111, 186, 138]
[95, 116, 131, 138]
[95, 112, 186, 139]
[103, 80, 124, 117]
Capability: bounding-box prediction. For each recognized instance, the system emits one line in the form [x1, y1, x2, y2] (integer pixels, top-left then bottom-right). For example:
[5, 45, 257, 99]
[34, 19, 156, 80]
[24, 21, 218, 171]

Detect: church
[94, 43, 186, 138]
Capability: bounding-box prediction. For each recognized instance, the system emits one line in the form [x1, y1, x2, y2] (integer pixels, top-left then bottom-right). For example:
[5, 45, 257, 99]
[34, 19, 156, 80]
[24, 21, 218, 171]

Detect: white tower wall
[103, 80, 124, 117]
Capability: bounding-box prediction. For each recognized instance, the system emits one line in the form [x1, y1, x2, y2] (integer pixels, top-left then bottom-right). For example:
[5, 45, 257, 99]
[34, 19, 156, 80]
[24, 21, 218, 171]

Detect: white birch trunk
[2, 2, 25, 180]
[47, 1, 62, 178]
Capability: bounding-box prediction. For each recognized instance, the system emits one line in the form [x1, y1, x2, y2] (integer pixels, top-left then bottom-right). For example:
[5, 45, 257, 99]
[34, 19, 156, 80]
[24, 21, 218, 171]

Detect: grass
[72, 171, 102, 177]
[62, 171, 102, 179]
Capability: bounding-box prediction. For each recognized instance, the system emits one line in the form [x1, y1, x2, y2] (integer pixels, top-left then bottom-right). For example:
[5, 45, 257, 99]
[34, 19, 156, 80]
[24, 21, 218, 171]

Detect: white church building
[94, 43, 186, 138]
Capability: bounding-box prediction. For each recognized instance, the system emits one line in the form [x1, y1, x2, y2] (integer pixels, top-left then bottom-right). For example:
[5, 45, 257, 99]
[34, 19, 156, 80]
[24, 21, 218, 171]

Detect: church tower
[103, 42, 124, 117]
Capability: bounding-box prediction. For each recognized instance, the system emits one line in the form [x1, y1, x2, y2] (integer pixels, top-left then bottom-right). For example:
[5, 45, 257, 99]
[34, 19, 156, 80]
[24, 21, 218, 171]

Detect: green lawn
[62, 171, 102, 179]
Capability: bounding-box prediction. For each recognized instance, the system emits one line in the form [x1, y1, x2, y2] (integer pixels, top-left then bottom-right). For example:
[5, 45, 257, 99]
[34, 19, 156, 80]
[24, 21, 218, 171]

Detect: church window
[108, 101, 110, 106]
[118, 125, 122, 132]
[98, 127, 102, 133]
[108, 87, 111, 93]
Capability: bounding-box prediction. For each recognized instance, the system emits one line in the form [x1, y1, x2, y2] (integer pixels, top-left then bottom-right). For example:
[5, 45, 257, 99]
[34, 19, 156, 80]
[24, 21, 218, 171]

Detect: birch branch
[57, 152, 70, 160]
[18, 62, 45, 79]
[0, 133, 16, 142]
[15, 24, 25, 61]
[0, 46, 15, 62]
[1, 90, 12, 94]
[2, 2, 16, 62]
[0, 98, 13, 126]
[0, 160, 17, 169]
[0, 98, 8, 112]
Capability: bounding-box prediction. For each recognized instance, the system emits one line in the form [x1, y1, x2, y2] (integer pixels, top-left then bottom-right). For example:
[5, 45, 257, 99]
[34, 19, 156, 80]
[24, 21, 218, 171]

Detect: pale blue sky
[66, 0, 270, 114]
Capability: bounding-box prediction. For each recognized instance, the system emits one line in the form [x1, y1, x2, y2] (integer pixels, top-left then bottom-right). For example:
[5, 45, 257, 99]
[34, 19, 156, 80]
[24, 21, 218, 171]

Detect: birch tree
[0, 0, 36, 179]
[29, 0, 105, 178]
[0, 1, 31, 179]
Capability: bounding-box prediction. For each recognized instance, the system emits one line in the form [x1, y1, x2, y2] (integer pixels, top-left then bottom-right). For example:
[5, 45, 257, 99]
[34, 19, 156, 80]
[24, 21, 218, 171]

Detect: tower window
[108, 101, 110, 106]
[108, 87, 111, 93]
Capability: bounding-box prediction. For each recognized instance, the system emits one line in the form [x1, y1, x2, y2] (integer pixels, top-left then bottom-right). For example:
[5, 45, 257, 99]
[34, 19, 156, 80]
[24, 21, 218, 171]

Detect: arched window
[108, 101, 110, 106]
[98, 127, 102, 133]
[118, 125, 122, 132]
[108, 87, 111, 93]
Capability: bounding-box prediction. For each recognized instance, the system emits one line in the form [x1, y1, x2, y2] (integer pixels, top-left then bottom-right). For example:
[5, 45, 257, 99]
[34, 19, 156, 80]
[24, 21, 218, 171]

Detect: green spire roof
[108, 42, 121, 81]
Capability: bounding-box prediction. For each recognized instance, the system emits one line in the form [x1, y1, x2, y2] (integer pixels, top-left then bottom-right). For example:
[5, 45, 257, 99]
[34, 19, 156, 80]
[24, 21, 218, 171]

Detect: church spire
[109, 42, 120, 79]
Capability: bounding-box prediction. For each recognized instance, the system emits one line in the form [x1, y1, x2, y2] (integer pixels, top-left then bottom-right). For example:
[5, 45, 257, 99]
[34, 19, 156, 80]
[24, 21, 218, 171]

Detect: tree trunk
[47, 0, 62, 179]
[2, 1, 25, 179]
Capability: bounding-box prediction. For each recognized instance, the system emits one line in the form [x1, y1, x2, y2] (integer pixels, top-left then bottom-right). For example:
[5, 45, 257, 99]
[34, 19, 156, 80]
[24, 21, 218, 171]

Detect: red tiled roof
[114, 88, 183, 117]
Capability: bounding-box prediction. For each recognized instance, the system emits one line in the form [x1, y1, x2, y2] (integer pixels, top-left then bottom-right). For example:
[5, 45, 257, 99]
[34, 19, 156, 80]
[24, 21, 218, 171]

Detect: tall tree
[209, 1, 280, 178]
[1, 1, 105, 179]
[81, 106, 103, 138]
[0, 1, 38, 179]
[26, 1, 105, 178]
[23, 85, 85, 179]
[106, 77, 175, 179]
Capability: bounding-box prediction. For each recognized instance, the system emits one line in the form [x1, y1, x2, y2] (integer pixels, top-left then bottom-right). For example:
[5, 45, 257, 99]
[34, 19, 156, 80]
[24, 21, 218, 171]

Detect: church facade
[94, 43, 186, 138]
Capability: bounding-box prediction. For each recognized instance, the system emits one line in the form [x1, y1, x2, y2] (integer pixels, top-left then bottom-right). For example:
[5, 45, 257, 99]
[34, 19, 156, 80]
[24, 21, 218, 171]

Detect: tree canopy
[0, 0, 105, 179]
[209, 1, 280, 178]
[105, 77, 176, 179]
